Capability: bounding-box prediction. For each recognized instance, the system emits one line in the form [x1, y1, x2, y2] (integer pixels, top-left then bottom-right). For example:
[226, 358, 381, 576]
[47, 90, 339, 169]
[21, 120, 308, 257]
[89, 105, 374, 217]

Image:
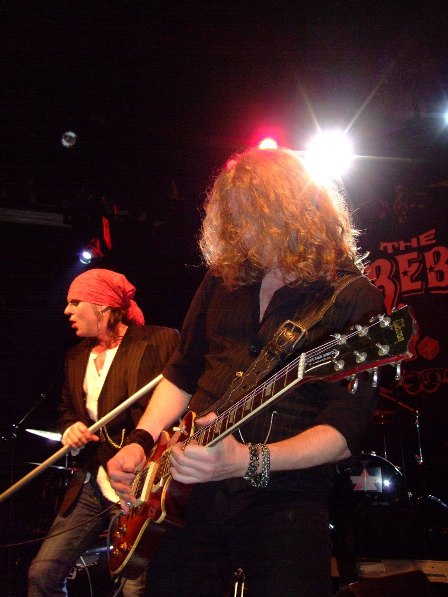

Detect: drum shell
[334, 452, 405, 506]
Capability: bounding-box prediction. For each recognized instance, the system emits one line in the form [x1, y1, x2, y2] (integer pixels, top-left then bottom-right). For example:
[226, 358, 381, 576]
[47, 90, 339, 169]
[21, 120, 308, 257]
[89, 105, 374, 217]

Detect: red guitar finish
[109, 411, 195, 579]
[109, 306, 418, 579]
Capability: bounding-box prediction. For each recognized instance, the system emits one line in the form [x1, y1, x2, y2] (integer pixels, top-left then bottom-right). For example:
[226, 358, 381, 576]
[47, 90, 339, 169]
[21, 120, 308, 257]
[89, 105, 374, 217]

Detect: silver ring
[126, 500, 132, 507]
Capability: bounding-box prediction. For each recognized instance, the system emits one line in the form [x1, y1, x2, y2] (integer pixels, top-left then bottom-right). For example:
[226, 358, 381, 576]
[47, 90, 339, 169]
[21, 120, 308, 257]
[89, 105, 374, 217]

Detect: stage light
[61, 131, 77, 148]
[79, 249, 94, 265]
[304, 130, 354, 183]
[78, 237, 104, 265]
[258, 137, 278, 150]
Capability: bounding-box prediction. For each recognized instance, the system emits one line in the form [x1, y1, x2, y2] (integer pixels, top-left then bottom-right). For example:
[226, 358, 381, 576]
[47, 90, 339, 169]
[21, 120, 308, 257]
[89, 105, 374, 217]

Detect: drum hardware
[372, 410, 395, 424]
[75, 532, 112, 569]
[426, 494, 448, 509]
[67, 532, 113, 597]
[26, 461, 76, 472]
[414, 410, 424, 466]
[232, 568, 246, 597]
[25, 428, 62, 442]
[416, 494, 448, 559]
[24, 427, 78, 474]
[338, 452, 405, 506]
[371, 403, 425, 483]
[376, 383, 426, 503]
[372, 409, 395, 461]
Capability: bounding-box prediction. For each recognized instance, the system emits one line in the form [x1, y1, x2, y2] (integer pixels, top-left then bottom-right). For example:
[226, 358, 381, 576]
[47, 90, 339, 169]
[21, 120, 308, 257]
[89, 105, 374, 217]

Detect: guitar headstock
[305, 305, 418, 382]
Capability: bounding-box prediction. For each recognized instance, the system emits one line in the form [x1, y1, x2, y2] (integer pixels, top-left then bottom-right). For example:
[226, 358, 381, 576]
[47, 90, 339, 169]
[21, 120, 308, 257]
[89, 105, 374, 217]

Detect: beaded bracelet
[123, 429, 155, 457]
[242, 443, 271, 488]
[243, 443, 260, 482]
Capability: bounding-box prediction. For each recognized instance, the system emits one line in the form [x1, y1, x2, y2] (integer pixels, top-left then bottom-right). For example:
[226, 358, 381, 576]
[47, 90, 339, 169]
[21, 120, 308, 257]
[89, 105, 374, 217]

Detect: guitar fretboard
[184, 309, 415, 449]
[134, 307, 416, 496]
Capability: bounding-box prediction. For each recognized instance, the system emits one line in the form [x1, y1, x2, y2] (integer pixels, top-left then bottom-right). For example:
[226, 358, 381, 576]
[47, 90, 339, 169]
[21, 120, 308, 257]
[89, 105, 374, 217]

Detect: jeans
[28, 479, 146, 596]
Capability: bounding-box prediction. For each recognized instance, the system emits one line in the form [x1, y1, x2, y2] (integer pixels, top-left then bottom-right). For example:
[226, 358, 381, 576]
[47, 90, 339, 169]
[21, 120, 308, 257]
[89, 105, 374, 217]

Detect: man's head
[199, 146, 360, 288]
[65, 269, 144, 338]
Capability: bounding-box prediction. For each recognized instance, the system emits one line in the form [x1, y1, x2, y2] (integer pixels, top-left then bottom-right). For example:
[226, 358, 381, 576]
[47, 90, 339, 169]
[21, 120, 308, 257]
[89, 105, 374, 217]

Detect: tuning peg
[371, 367, 379, 388]
[331, 332, 347, 345]
[353, 350, 367, 363]
[379, 315, 391, 328]
[355, 324, 368, 337]
[395, 362, 402, 381]
[375, 343, 390, 356]
[347, 375, 359, 394]
[333, 358, 345, 371]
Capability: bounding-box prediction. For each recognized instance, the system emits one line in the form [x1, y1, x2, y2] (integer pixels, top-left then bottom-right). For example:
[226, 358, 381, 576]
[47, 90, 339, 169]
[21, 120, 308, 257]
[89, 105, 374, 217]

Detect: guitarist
[27, 269, 179, 596]
[108, 147, 385, 597]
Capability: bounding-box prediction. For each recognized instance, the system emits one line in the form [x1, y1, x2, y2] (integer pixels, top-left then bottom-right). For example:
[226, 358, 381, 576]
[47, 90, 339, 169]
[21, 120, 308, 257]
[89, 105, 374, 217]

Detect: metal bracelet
[250, 444, 271, 488]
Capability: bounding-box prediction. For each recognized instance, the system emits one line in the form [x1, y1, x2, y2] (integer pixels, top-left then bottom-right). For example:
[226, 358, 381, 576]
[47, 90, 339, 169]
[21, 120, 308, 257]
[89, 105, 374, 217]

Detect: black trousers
[145, 483, 332, 597]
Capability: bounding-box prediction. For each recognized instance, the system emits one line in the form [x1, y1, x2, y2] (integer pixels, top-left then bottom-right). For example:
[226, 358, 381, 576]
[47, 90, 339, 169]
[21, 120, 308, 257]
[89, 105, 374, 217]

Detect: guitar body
[109, 411, 195, 578]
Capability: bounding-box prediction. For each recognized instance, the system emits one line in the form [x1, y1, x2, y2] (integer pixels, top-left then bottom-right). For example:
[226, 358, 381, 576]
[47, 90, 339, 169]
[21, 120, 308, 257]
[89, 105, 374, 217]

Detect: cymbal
[26, 461, 75, 472]
[26, 428, 62, 442]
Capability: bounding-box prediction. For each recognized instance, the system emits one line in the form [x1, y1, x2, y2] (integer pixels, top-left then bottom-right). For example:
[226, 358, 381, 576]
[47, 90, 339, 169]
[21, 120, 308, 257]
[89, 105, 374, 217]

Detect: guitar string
[190, 317, 388, 448]
[204, 311, 414, 447]
[134, 315, 403, 486]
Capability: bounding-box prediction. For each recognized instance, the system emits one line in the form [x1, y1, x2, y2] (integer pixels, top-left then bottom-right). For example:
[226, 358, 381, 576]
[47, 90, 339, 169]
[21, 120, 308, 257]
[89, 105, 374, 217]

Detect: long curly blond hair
[199, 147, 362, 289]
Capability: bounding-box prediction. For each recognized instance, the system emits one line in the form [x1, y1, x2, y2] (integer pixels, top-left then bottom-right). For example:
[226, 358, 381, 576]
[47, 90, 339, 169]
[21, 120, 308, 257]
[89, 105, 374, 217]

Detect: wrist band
[123, 429, 155, 457]
[243, 443, 270, 488]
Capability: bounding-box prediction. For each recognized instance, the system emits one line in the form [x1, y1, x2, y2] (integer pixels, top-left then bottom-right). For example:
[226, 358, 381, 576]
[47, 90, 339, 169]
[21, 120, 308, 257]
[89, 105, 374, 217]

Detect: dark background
[1, 1, 448, 594]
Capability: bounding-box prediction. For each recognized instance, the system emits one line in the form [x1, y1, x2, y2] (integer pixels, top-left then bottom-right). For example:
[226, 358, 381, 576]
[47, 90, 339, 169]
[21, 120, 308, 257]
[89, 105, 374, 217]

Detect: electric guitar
[109, 305, 418, 579]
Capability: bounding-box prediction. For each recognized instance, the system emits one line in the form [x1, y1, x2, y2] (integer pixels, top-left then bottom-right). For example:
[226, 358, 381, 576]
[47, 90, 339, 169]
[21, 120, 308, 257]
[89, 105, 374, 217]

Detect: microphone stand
[1, 373, 162, 596]
[1, 392, 54, 444]
[0, 374, 163, 505]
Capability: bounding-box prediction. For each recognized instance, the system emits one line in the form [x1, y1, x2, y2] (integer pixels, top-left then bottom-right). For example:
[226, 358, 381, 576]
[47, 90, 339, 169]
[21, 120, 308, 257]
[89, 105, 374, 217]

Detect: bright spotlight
[258, 137, 278, 150]
[78, 237, 104, 265]
[79, 249, 94, 265]
[305, 130, 354, 183]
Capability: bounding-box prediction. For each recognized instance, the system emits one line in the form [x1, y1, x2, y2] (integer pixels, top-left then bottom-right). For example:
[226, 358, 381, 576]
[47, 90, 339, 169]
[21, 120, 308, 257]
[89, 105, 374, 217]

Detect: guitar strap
[200, 271, 361, 417]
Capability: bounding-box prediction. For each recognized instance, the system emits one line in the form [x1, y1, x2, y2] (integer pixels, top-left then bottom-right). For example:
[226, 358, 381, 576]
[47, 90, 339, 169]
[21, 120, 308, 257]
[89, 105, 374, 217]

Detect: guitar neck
[184, 306, 417, 449]
[201, 352, 307, 447]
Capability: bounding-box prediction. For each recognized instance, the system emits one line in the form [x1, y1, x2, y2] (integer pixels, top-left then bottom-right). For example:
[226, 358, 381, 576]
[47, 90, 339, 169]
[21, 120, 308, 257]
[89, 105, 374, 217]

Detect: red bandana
[67, 269, 145, 325]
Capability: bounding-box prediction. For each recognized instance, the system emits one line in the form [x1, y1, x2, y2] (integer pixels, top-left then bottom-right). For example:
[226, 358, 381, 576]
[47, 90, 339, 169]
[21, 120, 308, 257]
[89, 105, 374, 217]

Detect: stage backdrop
[357, 180, 448, 504]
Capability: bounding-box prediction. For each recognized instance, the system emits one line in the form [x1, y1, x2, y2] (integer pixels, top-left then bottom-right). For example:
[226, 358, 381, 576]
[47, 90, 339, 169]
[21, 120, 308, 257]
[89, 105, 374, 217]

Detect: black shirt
[164, 269, 385, 497]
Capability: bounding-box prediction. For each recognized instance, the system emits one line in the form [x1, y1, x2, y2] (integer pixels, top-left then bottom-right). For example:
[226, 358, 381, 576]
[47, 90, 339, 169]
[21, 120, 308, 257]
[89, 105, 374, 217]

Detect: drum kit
[332, 394, 448, 561]
[336, 405, 412, 507]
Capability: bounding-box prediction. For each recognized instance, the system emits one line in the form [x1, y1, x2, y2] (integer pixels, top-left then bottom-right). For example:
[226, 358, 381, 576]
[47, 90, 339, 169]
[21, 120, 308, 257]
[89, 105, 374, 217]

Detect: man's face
[64, 300, 106, 337]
